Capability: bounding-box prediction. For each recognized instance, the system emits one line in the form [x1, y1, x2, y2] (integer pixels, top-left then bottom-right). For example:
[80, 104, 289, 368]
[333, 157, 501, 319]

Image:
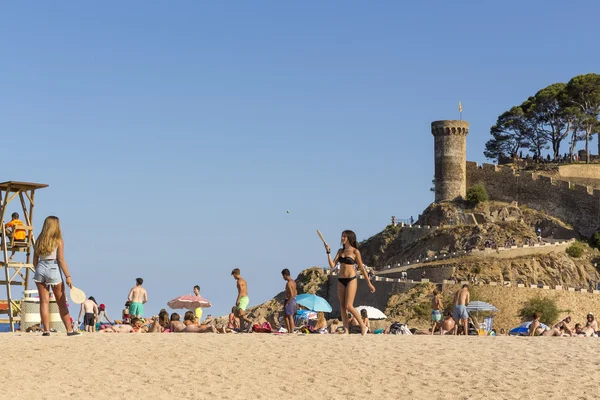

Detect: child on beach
[122, 301, 131, 324]
[127, 278, 147, 318]
[33, 216, 80, 336]
[325, 230, 375, 335]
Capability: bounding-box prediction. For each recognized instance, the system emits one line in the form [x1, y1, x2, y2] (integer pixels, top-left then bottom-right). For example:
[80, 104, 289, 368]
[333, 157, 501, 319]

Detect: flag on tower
[458, 101, 463, 113]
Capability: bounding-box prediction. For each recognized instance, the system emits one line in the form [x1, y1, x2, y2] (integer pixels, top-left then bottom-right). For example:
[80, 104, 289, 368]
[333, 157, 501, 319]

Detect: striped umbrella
[167, 294, 211, 310]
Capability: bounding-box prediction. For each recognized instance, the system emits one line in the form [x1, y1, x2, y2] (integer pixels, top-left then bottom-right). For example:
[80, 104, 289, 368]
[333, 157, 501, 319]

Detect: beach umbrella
[296, 293, 332, 312]
[356, 306, 387, 320]
[466, 301, 499, 313]
[167, 295, 211, 310]
[508, 321, 549, 335]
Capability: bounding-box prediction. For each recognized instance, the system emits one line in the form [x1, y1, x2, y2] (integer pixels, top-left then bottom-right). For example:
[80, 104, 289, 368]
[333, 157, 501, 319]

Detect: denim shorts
[33, 260, 63, 286]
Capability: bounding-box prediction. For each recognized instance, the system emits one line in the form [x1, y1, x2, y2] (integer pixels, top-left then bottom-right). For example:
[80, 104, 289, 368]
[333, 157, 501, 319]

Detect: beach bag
[389, 322, 412, 335]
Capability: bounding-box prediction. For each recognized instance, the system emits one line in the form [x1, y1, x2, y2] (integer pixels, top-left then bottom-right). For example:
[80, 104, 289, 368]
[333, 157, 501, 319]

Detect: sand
[2, 333, 600, 400]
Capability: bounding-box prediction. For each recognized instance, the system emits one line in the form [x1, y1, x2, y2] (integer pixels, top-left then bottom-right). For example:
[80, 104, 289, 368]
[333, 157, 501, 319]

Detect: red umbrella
[167, 295, 211, 310]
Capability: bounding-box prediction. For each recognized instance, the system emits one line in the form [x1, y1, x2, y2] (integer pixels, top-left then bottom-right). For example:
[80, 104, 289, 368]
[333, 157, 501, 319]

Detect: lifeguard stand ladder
[0, 181, 48, 332]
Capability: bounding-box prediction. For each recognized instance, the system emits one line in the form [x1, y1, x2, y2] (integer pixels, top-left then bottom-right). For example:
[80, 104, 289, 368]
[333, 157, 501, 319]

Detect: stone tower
[431, 120, 469, 202]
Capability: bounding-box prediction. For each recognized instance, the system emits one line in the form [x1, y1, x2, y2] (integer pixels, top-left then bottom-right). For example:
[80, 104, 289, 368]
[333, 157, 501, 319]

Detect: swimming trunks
[338, 276, 357, 287]
[83, 313, 95, 327]
[284, 297, 296, 316]
[453, 305, 469, 320]
[129, 302, 144, 317]
[237, 296, 249, 311]
[431, 310, 442, 322]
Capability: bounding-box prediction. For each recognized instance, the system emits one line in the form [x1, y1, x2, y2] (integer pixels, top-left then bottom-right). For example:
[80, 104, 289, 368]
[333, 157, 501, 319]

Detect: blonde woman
[325, 230, 375, 335]
[313, 312, 328, 334]
[33, 216, 79, 336]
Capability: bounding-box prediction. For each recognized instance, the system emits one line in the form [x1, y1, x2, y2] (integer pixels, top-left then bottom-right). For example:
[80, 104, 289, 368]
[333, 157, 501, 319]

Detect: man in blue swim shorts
[281, 268, 297, 333]
[453, 284, 470, 335]
[431, 289, 443, 335]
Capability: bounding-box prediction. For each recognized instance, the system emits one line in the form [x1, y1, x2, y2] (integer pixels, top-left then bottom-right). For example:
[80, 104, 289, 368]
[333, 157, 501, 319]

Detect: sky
[1, 1, 599, 320]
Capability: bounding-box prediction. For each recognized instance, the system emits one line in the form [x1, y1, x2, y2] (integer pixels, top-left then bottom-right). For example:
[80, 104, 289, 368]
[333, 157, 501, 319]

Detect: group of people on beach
[25, 217, 600, 338]
[528, 313, 600, 337]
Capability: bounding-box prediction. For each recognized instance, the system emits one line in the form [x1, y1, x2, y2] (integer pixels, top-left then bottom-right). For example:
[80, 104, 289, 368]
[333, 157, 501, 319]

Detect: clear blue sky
[2, 1, 598, 319]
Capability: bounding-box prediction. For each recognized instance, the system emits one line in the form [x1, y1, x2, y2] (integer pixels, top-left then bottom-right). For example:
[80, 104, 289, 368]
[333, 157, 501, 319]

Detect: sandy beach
[2, 334, 599, 400]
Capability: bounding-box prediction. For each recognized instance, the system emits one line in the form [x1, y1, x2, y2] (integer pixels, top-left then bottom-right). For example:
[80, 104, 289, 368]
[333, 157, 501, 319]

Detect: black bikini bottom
[338, 276, 357, 287]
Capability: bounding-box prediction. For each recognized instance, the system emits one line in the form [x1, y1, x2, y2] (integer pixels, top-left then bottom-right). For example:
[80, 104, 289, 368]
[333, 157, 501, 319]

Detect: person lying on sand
[169, 313, 186, 332]
[574, 323, 595, 337]
[99, 317, 145, 333]
[181, 311, 216, 333]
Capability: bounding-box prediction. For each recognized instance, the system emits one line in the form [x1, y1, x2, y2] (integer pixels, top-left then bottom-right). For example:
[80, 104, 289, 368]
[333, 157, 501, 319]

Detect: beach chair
[294, 310, 316, 327]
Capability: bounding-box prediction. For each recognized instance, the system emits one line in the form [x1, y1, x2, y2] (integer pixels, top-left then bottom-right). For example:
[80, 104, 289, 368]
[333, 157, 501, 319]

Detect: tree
[566, 74, 600, 163]
[520, 98, 550, 158]
[484, 106, 530, 161]
[528, 83, 574, 160]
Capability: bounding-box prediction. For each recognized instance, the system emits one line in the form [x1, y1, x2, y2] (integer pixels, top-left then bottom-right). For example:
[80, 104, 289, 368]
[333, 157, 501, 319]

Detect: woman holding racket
[33, 216, 80, 336]
[324, 230, 375, 335]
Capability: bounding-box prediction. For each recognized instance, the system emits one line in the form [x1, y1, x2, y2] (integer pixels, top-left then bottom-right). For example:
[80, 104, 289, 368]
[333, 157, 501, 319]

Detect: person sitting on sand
[181, 311, 216, 333]
[440, 313, 455, 335]
[349, 309, 370, 333]
[227, 306, 240, 332]
[585, 313, 598, 333]
[122, 301, 131, 324]
[552, 317, 573, 336]
[574, 323, 595, 337]
[169, 313, 186, 332]
[328, 319, 340, 334]
[528, 313, 544, 336]
[312, 312, 328, 334]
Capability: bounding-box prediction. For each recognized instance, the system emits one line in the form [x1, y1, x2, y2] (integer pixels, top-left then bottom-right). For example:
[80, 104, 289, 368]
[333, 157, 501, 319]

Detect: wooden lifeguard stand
[0, 181, 48, 332]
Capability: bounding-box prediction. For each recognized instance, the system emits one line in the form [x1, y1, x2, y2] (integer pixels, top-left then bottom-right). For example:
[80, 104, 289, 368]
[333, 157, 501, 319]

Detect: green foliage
[485, 73, 600, 162]
[589, 232, 600, 250]
[519, 296, 559, 325]
[465, 184, 489, 207]
[566, 242, 584, 258]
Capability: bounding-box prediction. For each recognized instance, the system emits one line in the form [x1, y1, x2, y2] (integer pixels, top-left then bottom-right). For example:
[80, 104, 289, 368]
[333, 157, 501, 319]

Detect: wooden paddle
[316, 229, 328, 246]
[69, 286, 86, 304]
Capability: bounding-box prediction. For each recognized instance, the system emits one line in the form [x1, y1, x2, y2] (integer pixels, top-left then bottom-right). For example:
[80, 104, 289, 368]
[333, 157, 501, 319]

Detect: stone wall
[325, 275, 418, 319]
[466, 162, 600, 236]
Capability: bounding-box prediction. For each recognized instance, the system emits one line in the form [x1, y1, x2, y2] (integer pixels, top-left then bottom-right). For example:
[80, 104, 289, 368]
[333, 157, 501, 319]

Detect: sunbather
[440, 313, 455, 335]
[528, 313, 544, 336]
[575, 323, 595, 337]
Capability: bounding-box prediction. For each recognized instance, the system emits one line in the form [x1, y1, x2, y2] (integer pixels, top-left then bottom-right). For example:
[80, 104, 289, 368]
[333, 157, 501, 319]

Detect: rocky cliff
[359, 201, 578, 270]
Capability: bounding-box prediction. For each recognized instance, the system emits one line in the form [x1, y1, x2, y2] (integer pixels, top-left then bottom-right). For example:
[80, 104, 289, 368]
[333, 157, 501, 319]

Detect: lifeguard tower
[0, 181, 47, 332]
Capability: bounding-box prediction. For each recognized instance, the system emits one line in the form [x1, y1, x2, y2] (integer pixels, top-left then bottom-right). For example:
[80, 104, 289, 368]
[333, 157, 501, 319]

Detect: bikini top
[338, 255, 356, 265]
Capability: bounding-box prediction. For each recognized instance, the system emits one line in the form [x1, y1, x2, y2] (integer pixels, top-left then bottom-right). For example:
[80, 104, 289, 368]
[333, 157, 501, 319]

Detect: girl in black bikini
[325, 230, 375, 335]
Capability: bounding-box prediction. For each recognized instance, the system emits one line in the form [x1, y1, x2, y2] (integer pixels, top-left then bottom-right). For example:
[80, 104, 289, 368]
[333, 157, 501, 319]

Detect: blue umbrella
[296, 293, 332, 312]
[509, 321, 549, 335]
